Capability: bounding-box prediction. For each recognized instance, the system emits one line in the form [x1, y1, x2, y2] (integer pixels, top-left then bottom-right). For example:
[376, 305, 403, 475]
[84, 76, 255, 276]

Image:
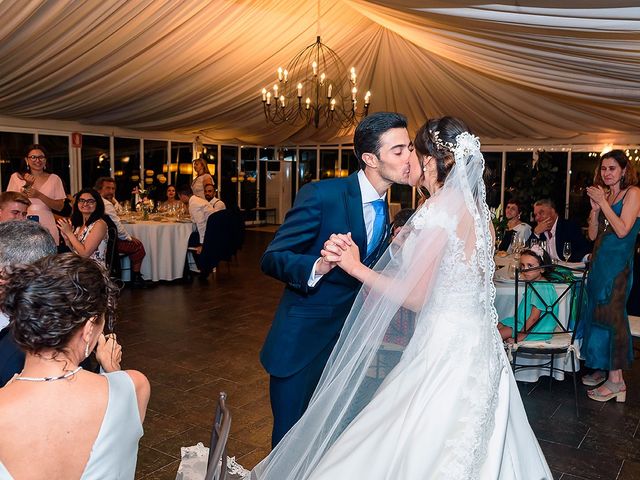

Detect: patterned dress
[582, 197, 640, 370]
[74, 221, 108, 266]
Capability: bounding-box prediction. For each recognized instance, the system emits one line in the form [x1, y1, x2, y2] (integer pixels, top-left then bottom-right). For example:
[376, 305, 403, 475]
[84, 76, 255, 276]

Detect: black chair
[102, 215, 120, 279]
[510, 264, 588, 417]
[205, 392, 232, 480]
[199, 210, 239, 275]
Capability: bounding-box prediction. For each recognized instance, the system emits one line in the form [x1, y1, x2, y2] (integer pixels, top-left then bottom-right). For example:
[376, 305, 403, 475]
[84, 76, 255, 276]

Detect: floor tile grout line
[615, 459, 624, 480]
[576, 427, 590, 449]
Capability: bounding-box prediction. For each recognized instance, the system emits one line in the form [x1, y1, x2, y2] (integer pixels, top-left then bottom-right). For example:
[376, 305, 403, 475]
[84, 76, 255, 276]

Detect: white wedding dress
[252, 133, 552, 480]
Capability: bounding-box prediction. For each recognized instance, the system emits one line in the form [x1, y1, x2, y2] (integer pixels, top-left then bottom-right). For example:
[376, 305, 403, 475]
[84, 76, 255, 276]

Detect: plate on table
[556, 260, 586, 269]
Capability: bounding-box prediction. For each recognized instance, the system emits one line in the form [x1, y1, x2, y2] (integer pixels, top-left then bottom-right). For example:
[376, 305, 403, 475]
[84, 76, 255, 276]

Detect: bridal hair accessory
[430, 130, 454, 153]
[430, 130, 482, 163]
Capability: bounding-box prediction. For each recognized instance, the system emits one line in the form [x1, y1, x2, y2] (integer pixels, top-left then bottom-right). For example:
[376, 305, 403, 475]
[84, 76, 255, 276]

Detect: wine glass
[563, 242, 572, 262]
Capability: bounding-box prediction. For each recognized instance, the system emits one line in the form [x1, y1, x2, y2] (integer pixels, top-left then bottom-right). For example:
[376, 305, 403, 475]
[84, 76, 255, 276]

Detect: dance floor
[120, 230, 640, 479]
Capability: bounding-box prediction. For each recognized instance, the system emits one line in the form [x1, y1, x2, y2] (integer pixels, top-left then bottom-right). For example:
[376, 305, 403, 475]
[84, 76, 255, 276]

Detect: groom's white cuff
[307, 258, 324, 287]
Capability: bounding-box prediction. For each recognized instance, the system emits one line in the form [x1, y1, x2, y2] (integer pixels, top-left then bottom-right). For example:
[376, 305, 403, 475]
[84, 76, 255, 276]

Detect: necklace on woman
[14, 366, 83, 382]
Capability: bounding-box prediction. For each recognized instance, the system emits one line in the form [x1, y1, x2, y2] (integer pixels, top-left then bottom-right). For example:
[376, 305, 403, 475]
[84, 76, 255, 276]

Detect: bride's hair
[414, 116, 472, 188]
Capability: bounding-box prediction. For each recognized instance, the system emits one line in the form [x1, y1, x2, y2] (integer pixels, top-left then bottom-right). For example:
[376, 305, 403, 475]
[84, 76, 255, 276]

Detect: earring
[422, 166, 427, 172]
[84, 342, 90, 358]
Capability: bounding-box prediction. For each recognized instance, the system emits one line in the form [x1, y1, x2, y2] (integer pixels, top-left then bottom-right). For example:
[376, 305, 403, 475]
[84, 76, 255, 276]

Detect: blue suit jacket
[260, 173, 389, 377]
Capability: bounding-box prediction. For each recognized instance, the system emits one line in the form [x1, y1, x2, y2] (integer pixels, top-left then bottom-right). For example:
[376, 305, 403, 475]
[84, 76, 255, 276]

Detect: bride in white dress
[251, 117, 552, 479]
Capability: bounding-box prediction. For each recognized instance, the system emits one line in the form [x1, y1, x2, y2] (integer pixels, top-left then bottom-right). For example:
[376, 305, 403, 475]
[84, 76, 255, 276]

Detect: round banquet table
[123, 220, 195, 281]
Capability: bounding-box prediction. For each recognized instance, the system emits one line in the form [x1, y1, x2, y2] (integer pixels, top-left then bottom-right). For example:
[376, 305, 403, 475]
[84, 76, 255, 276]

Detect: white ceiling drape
[0, 1, 638, 145]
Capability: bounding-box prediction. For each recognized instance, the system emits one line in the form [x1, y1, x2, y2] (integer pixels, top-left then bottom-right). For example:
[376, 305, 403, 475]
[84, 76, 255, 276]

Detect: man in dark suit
[528, 198, 592, 262]
[261, 112, 413, 446]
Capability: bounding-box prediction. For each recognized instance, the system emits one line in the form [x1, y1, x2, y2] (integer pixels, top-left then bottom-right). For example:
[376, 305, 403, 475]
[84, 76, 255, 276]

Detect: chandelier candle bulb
[327, 84, 332, 98]
[351, 86, 357, 100]
[320, 73, 325, 85]
[350, 67, 356, 84]
[261, 88, 267, 102]
[312, 61, 318, 76]
[266, 92, 271, 105]
[284, 69, 289, 82]
[330, 98, 336, 111]
[306, 97, 311, 109]
[277, 67, 283, 81]
[297, 83, 303, 97]
[273, 84, 278, 96]
[280, 95, 285, 107]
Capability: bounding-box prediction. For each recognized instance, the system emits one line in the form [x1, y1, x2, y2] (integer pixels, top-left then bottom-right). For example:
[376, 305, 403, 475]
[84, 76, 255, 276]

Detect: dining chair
[102, 215, 120, 278]
[509, 264, 588, 417]
[205, 392, 232, 480]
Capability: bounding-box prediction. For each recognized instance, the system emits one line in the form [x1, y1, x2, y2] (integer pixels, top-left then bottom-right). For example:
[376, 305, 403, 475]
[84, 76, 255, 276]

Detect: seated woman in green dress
[498, 246, 558, 342]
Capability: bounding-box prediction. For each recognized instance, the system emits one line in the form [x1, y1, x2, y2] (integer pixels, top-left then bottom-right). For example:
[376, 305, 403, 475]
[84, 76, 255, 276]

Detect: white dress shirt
[102, 196, 132, 241]
[0, 311, 8, 331]
[189, 195, 215, 243]
[308, 170, 386, 287]
[545, 217, 559, 261]
[209, 197, 226, 212]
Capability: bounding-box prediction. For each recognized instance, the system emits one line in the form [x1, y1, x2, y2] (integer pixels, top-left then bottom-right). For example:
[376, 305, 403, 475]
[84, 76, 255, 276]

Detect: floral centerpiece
[491, 203, 508, 248]
[135, 184, 154, 220]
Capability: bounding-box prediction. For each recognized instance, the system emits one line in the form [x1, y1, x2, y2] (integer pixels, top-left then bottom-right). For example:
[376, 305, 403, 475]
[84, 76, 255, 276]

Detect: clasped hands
[586, 185, 606, 212]
[56, 217, 73, 239]
[95, 333, 122, 373]
[19, 173, 40, 199]
[317, 232, 360, 276]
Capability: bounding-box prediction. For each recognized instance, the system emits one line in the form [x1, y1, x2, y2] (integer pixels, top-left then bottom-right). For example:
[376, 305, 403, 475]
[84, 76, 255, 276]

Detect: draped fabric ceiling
[0, 0, 638, 146]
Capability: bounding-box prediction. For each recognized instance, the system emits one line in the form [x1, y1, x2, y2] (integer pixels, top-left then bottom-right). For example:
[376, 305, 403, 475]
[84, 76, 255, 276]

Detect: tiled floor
[119, 230, 640, 480]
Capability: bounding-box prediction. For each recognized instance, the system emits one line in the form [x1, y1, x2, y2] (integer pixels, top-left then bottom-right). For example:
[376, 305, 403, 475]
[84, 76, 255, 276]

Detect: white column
[565, 151, 572, 219]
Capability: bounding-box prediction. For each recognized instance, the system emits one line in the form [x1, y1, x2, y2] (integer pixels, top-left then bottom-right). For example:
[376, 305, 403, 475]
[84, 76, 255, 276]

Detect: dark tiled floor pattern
[120, 230, 640, 479]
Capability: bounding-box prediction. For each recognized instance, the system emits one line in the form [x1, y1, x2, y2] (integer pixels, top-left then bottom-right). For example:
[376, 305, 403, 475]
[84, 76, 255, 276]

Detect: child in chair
[498, 246, 559, 343]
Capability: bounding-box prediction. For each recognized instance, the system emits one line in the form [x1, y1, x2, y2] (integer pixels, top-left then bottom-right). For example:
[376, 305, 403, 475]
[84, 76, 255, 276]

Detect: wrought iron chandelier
[260, 3, 370, 129]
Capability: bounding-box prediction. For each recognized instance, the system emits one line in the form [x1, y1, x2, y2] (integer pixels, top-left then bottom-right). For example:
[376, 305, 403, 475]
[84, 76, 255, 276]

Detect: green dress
[582, 197, 640, 371]
[500, 281, 559, 341]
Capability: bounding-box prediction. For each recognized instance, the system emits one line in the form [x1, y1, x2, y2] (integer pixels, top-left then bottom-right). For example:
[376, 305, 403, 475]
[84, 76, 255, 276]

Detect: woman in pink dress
[7, 144, 66, 245]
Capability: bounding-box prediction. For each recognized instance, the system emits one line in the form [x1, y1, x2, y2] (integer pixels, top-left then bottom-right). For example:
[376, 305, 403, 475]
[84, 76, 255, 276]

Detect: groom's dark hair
[354, 112, 407, 169]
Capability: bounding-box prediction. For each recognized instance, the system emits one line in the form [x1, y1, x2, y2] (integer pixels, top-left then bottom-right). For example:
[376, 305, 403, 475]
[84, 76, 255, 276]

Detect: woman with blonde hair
[191, 156, 214, 199]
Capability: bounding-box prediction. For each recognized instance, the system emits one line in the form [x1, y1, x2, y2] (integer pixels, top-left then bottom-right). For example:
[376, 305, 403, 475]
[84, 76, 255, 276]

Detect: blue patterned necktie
[367, 199, 386, 257]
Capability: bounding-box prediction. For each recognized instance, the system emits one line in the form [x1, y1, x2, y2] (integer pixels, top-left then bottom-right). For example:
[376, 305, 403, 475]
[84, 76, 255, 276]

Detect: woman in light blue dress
[581, 150, 640, 403]
[0, 254, 150, 479]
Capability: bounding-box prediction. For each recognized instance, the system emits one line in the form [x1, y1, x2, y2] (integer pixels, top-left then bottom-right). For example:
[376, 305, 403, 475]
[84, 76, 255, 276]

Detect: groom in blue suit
[260, 112, 414, 446]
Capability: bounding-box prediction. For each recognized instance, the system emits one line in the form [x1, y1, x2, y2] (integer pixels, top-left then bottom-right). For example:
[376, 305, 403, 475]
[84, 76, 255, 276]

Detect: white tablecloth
[494, 280, 579, 382]
[123, 220, 195, 281]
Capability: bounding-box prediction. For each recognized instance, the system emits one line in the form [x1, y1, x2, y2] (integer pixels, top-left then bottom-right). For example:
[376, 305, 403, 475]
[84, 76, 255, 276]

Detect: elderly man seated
[528, 198, 591, 262]
[0, 191, 30, 222]
[0, 221, 123, 386]
[95, 177, 149, 288]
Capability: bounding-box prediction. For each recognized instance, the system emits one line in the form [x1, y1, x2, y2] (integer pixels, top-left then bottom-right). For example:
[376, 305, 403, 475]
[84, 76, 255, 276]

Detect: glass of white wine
[563, 242, 572, 262]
